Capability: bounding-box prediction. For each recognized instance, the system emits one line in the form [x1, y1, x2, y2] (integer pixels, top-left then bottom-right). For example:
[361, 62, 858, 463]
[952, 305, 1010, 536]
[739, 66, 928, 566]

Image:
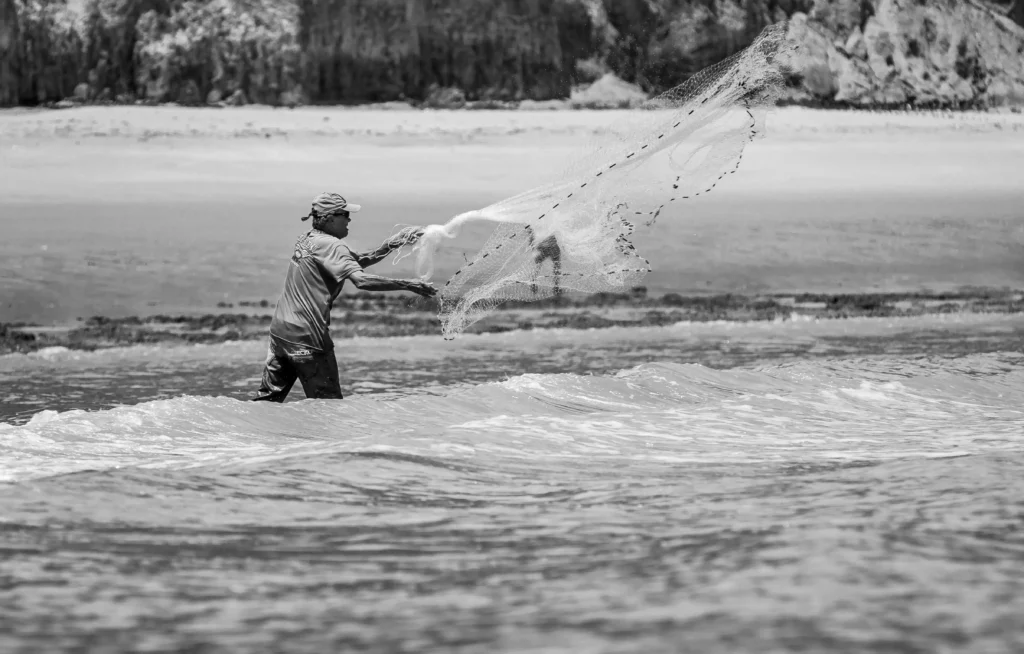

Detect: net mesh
[411, 22, 793, 339]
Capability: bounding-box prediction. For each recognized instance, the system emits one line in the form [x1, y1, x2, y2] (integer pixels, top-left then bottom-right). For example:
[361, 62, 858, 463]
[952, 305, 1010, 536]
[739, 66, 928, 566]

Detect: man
[523, 225, 563, 297]
[252, 192, 437, 402]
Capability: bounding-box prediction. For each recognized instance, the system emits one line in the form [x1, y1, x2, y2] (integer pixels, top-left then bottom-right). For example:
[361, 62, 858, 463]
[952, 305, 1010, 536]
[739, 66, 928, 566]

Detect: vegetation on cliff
[0, 0, 1022, 108]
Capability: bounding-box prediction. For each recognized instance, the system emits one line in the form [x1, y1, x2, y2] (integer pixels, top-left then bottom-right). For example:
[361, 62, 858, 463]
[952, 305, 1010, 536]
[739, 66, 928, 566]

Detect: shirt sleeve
[321, 242, 363, 282]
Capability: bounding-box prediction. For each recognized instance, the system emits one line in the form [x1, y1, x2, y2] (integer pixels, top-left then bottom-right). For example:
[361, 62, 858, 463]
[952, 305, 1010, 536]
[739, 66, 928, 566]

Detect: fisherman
[524, 225, 563, 297]
[252, 192, 436, 402]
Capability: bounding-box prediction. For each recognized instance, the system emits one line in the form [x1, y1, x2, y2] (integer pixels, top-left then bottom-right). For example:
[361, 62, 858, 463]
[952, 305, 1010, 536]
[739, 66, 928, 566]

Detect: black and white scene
[1, 0, 1023, 651]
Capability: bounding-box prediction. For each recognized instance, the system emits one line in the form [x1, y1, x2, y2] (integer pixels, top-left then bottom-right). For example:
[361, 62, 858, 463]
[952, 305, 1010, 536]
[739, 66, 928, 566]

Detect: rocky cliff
[0, 0, 15, 105]
[0, 0, 1022, 107]
[1, 0, 82, 105]
[1, 0, 304, 106]
[786, 0, 1024, 107]
[300, 0, 598, 103]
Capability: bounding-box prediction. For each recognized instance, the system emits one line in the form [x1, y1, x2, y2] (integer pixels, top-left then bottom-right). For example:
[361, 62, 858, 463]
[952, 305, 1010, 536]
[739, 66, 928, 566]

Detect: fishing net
[409, 22, 793, 339]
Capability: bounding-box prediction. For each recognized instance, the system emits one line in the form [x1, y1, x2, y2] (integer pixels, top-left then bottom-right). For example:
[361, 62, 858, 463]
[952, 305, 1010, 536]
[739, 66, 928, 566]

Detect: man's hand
[386, 226, 425, 250]
[406, 280, 437, 298]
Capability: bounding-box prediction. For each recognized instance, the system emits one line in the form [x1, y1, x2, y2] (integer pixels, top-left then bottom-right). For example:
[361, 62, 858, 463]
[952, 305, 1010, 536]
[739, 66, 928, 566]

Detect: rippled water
[2, 316, 1023, 652]
[4, 107, 1024, 651]
[4, 192, 1023, 325]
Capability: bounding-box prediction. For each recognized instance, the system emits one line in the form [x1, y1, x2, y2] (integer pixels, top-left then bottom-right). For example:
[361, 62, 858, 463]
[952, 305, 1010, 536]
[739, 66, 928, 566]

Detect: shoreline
[11, 97, 1024, 113]
[3, 105, 1023, 146]
[3, 289, 1021, 355]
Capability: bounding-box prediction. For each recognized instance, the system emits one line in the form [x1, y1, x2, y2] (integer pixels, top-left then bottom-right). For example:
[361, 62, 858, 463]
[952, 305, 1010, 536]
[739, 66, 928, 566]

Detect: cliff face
[69, 0, 304, 105]
[786, 0, 1024, 107]
[597, 0, 813, 91]
[0, 0, 304, 106]
[0, 0, 1021, 107]
[300, 0, 597, 103]
[0, 0, 17, 106]
[132, 0, 303, 105]
[2, 0, 83, 105]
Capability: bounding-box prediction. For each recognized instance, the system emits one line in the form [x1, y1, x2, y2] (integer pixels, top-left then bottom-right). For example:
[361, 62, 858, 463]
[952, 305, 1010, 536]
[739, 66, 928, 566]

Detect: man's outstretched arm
[348, 270, 437, 298]
[354, 227, 424, 268]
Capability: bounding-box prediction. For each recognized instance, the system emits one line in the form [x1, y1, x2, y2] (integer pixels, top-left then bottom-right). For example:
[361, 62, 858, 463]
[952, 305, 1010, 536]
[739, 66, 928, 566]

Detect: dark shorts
[252, 337, 343, 402]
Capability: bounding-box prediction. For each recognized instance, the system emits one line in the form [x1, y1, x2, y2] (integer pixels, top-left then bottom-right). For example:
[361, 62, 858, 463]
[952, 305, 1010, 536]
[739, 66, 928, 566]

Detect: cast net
[409, 22, 793, 339]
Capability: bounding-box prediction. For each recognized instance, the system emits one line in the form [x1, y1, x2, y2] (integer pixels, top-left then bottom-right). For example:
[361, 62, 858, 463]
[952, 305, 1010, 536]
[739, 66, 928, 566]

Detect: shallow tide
[1, 316, 1023, 652]
[3, 108, 1024, 651]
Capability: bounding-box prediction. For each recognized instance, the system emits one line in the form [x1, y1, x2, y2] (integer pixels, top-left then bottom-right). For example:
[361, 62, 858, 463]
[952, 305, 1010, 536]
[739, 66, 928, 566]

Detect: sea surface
[3, 191, 1023, 325]
[2, 122, 1023, 324]
[3, 109, 1024, 651]
[2, 316, 1023, 652]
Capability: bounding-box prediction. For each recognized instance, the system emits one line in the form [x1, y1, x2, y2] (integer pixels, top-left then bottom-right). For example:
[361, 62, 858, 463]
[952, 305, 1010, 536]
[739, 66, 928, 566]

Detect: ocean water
[3, 191, 1023, 325]
[2, 316, 1023, 652]
[3, 109, 1024, 650]
[3, 125, 1023, 324]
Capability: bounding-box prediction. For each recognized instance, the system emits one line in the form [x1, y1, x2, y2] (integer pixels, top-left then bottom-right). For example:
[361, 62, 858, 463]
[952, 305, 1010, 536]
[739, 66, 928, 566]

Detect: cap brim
[345, 203, 362, 213]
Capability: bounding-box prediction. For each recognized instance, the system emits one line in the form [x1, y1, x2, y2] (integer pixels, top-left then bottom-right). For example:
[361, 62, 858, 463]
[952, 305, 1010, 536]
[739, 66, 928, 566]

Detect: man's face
[325, 211, 352, 238]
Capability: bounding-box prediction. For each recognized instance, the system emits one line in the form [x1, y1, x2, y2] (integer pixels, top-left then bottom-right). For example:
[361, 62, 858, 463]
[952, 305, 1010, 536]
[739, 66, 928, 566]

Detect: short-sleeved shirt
[270, 230, 362, 352]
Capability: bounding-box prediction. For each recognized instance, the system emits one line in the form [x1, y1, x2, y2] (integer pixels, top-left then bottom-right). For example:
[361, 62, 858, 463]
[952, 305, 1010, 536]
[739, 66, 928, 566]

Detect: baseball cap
[303, 192, 361, 222]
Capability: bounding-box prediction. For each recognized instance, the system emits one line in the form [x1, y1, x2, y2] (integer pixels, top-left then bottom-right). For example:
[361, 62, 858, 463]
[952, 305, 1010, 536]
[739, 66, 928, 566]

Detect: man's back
[253, 192, 434, 403]
[270, 230, 361, 352]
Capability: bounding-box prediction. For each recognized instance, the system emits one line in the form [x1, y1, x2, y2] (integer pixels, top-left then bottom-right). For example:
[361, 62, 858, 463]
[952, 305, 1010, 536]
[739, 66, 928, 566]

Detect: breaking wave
[3, 353, 1022, 484]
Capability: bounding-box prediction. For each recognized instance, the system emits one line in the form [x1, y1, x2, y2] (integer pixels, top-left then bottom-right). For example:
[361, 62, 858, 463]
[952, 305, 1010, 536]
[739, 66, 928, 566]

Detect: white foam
[2, 353, 1023, 483]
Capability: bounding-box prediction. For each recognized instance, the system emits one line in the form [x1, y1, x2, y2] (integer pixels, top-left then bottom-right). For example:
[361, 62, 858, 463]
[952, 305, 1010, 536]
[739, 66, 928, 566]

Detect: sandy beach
[2, 105, 1023, 338]
[3, 105, 1023, 202]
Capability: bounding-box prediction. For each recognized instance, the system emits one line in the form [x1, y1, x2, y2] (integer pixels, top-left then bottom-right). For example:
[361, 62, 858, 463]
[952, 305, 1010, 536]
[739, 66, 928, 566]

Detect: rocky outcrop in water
[0, 0, 1022, 108]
